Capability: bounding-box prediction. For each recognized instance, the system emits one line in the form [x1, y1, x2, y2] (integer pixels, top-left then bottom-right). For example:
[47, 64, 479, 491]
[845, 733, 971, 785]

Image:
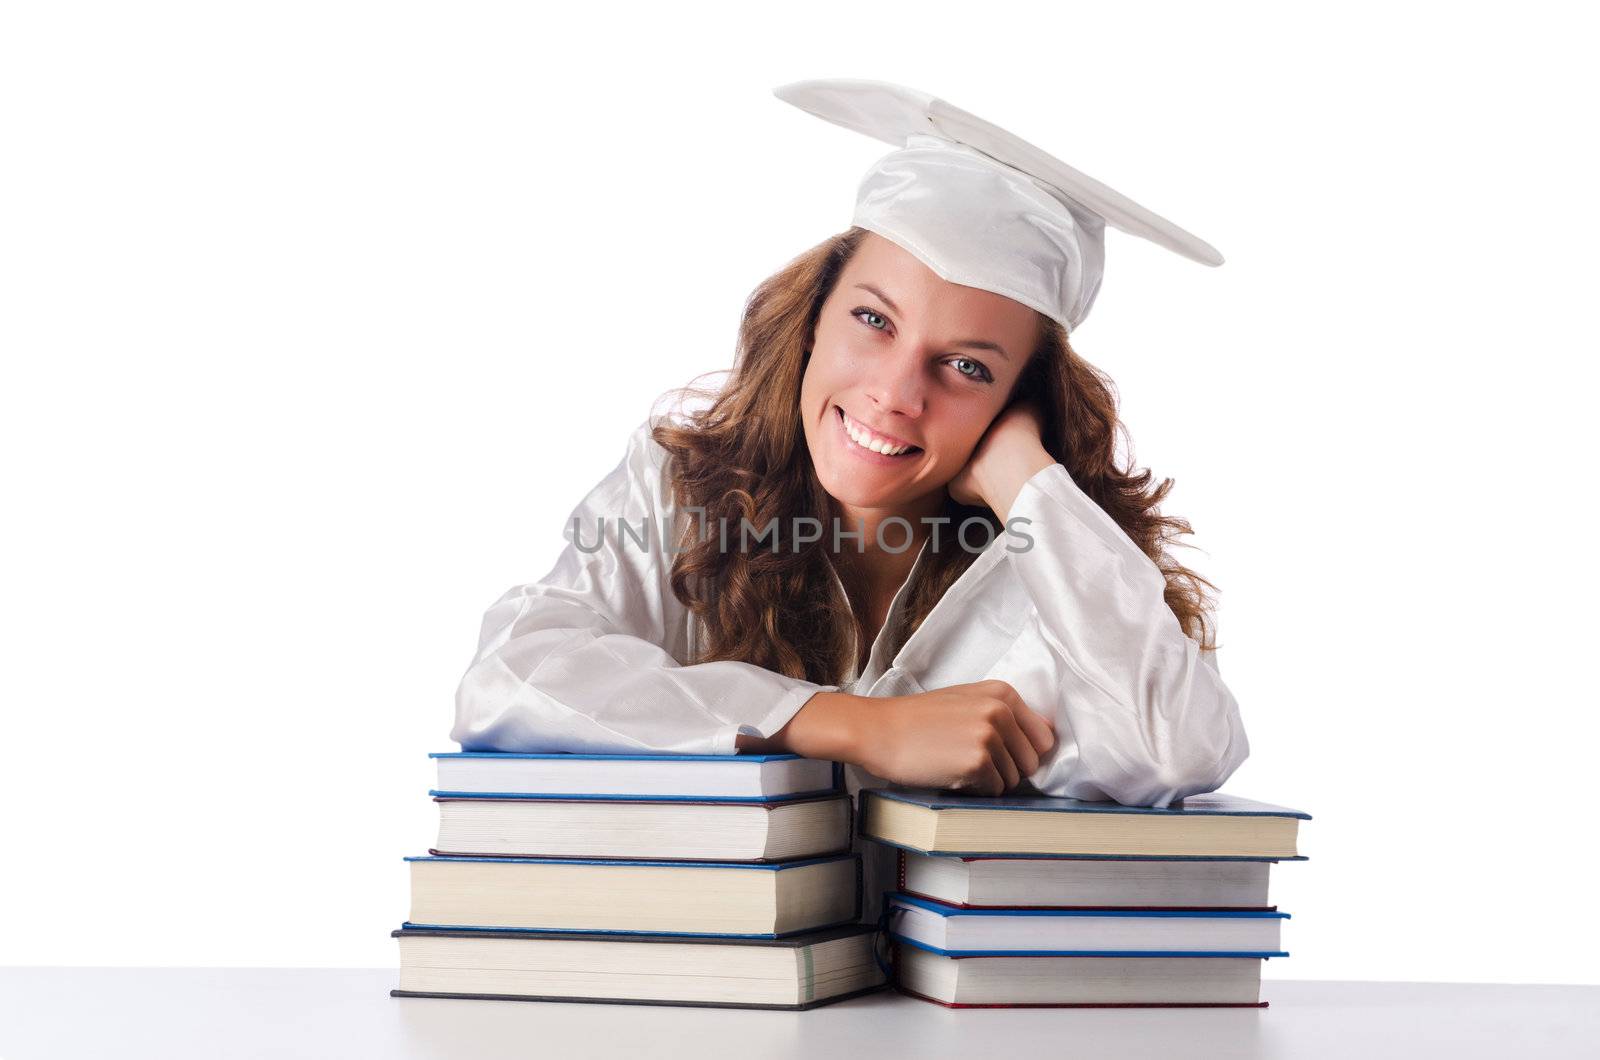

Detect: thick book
[888, 893, 1288, 957]
[391, 923, 886, 1010]
[430, 751, 841, 801]
[864, 788, 1309, 858]
[893, 945, 1268, 1008]
[897, 849, 1275, 909]
[431, 792, 852, 862]
[405, 853, 860, 938]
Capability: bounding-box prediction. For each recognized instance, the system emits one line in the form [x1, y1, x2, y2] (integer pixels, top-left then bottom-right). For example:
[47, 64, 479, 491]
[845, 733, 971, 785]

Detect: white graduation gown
[451, 414, 1249, 811]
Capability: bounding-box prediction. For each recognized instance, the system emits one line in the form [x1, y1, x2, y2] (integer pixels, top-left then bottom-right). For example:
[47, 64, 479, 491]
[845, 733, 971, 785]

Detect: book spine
[851, 788, 867, 849]
[872, 910, 898, 985]
[852, 854, 863, 923]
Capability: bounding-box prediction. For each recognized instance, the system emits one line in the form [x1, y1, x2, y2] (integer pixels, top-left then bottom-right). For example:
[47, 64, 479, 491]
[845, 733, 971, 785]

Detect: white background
[3, 2, 1596, 984]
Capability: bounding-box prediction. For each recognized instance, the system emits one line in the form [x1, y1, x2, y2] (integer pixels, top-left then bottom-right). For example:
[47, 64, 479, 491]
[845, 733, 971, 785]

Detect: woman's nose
[864, 346, 927, 418]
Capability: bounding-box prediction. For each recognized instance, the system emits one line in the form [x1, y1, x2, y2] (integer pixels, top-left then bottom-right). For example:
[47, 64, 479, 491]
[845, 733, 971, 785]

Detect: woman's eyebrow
[853, 282, 1011, 361]
[854, 282, 903, 316]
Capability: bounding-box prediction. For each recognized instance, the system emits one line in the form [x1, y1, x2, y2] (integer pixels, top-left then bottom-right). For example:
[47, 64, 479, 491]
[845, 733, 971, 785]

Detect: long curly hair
[651, 226, 1220, 686]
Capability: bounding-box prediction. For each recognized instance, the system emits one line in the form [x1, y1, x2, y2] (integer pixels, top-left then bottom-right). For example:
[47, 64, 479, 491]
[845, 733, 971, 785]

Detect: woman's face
[800, 231, 1041, 514]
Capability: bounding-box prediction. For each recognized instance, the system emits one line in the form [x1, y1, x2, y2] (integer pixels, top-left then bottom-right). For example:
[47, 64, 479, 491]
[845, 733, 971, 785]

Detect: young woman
[451, 80, 1249, 812]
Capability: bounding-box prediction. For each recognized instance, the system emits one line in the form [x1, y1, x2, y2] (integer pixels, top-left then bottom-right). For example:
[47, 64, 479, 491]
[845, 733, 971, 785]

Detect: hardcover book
[430, 751, 841, 801]
[896, 848, 1276, 909]
[431, 792, 852, 861]
[893, 946, 1270, 1008]
[405, 853, 861, 938]
[864, 788, 1309, 858]
[393, 923, 886, 1010]
[887, 893, 1288, 957]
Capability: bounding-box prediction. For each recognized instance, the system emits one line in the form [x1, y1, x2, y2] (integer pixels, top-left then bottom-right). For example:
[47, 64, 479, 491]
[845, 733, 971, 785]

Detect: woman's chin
[816, 467, 934, 512]
[824, 486, 893, 510]
[808, 438, 950, 507]
[812, 467, 881, 506]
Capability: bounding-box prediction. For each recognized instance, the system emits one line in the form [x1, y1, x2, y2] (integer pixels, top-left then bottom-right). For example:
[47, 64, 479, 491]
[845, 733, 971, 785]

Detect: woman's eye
[854, 308, 888, 331]
[951, 356, 994, 384]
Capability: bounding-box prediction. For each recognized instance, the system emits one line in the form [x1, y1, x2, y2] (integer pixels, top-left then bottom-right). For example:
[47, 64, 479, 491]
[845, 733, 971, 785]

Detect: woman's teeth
[838, 407, 918, 456]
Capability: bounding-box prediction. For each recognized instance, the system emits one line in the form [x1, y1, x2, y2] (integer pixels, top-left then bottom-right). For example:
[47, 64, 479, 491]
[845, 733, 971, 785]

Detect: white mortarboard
[772, 78, 1223, 333]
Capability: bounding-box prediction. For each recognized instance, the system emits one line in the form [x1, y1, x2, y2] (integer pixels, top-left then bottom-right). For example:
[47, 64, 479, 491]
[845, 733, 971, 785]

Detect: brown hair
[652, 226, 1219, 685]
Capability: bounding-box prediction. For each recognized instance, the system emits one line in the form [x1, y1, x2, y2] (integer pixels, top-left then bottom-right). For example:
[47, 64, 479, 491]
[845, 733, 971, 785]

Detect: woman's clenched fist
[852, 680, 1056, 795]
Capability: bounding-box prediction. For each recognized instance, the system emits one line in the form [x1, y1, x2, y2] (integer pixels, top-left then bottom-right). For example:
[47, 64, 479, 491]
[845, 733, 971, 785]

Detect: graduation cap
[772, 78, 1223, 333]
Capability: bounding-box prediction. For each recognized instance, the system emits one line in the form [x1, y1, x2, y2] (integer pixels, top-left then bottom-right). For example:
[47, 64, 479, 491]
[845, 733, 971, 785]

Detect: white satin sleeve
[1004, 463, 1249, 807]
[450, 419, 840, 756]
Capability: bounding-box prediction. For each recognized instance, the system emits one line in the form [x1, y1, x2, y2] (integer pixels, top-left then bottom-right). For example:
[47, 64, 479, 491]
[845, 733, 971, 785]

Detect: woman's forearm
[734, 691, 866, 761]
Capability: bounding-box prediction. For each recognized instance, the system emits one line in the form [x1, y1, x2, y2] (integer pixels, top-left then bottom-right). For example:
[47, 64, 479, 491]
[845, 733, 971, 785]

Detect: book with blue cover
[392, 923, 887, 1010]
[892, 947, 1270, 1008]
[895, 848, 1277, 909]
[864, 788, 1309, 858]
[430, 751, 842, 801]
[405, 853, 862, 938]
[887, 892, 1288, 957]
[430, 791, 853, 862]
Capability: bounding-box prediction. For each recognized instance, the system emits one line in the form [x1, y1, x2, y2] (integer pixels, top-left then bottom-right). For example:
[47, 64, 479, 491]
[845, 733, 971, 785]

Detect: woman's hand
[743, 682, 1056, 796]
[863, 681, 1057, 794]
[947, 402, 1057, 521]
[831, 681, 1057, 795]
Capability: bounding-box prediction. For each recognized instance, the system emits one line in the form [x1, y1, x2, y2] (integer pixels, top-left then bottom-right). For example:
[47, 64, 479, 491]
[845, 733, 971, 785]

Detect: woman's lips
[834, 405, 921, 463]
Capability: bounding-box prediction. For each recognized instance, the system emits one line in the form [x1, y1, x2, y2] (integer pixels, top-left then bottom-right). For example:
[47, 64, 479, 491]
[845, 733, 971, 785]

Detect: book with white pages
[863, 787, 1309, 858]
[431, 792, 852, 862]
[430, 751, 840, 801]
[893, 947, 1268, 1008]
[887, 893, 1288, 957]
[898, 849, 1275, 909]
[392, 923, 886, 1011]
[405, 853, 861, 938]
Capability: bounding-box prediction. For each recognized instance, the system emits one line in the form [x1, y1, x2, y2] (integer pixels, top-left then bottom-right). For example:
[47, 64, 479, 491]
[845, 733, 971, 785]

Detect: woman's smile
[833, 404, 922, 463]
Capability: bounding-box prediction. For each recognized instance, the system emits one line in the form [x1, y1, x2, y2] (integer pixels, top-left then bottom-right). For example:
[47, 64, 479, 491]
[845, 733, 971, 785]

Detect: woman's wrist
[785, 690, 869, 762]
[736, 690, 868, 762]
[975, 440, 1056, 522]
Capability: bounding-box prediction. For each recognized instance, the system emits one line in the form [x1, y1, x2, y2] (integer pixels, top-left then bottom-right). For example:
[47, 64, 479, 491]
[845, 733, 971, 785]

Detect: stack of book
[392, 752, 887, 1010]
[861, 788, 1310, 1008]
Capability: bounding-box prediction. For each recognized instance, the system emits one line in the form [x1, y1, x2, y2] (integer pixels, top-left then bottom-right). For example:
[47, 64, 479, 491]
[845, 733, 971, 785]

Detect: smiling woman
[451, 79, 1247, 818]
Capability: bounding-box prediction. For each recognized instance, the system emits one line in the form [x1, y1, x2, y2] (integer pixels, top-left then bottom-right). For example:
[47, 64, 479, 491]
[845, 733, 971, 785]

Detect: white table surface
[0, 969, 1595, 1059]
